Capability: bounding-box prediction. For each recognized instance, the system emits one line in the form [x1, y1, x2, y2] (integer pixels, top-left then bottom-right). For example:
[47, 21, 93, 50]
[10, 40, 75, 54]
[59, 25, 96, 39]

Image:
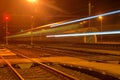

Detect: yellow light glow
[80, 22, 83, 24]
[98, 16, 103, 19]
[27, 0, 37, 3]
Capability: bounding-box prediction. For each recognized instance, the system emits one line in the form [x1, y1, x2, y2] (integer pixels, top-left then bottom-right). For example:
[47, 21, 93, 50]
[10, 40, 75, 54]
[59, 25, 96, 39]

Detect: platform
[0, 49, 16, 56]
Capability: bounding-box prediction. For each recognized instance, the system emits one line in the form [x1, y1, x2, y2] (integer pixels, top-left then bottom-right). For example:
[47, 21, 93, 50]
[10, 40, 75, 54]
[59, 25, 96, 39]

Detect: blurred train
[7, 10, 120, 45]
[7, 21, 98, 45]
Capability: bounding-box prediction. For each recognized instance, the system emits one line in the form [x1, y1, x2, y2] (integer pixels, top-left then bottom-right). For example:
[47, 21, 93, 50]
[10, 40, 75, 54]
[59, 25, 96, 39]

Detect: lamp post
[98, 16, 103, 42]
[30, 16, 34, 45]
[27, 0, 37, 45]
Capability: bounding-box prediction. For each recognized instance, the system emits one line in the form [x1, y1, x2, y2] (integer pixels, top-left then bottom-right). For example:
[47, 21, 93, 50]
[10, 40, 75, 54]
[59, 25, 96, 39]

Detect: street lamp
[30, 16, 34, 45]
[27, 0, 37, 45]
[98, 16, 103, 42]
[27, 0, 37, 3]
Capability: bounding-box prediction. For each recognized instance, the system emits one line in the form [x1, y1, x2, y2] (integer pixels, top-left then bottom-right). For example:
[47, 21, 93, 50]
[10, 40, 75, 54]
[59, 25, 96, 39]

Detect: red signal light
[4, 15, 10, 21]
[5, 16, 9, 20]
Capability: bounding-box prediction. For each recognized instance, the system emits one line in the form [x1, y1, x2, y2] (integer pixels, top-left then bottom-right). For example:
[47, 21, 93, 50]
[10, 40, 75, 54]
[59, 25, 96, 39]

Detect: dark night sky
[0, 0, 120, 41]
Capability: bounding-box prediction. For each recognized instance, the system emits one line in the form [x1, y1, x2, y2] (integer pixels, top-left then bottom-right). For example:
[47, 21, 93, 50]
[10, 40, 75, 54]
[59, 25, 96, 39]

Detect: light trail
[46, 30, 120, 37]
[50, 10, 120, 27]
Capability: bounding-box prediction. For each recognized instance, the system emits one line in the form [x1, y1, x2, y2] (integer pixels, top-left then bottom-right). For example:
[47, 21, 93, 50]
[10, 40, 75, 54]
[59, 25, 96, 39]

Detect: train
[7, 21, 98, 45]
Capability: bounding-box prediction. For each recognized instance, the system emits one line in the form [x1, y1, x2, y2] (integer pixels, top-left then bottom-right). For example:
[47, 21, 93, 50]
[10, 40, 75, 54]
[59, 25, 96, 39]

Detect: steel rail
[0, 56, 25, 80]
[11, 49, 79, 80]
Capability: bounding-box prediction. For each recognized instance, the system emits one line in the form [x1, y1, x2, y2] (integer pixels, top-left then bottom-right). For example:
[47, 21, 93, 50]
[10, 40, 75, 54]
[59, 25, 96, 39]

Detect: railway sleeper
[58, 63, 120, 80]
[43, 62, 120, 80]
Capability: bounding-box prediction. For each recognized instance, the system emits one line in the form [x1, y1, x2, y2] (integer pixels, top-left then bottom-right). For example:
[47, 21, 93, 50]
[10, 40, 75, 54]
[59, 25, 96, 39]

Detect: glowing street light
[98, 16, 103, 30]
[98, 16, 103, 20]
[27, 0, 37, 3]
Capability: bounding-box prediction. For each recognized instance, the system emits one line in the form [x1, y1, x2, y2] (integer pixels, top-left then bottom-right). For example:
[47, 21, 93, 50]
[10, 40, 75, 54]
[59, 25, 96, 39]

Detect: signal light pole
[5, 16, 9, 45]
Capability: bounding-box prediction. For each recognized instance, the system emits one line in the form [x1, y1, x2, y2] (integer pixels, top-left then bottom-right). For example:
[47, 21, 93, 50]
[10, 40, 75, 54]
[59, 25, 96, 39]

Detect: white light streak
[50, 10, 120, 27]
[46, 31, 120, 37]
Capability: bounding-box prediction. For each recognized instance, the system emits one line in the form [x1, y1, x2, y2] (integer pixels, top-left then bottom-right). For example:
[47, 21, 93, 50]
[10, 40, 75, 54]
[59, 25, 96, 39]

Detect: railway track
[28, 45, 120, 63]
[0, 66, 20, 80]
[43, 42, 120, 51]
[2, 44, 120, 80]
[0, 48, 78, 80]
[0, 56, 24, 80]
[44, 44, 120, 59]
[44, 62, 120, 80]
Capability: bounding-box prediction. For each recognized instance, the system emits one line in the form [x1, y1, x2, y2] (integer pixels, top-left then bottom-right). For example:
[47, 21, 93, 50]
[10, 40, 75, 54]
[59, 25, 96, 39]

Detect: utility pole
[88, 2, 91, 28]
[30, 16, 34, 45]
